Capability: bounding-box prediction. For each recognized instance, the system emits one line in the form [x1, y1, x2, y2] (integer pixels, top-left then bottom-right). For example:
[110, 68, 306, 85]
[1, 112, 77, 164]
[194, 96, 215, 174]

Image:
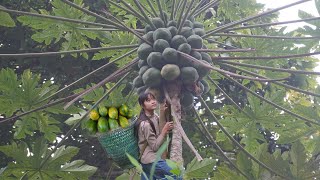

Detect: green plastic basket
[97, 117, 139, 169]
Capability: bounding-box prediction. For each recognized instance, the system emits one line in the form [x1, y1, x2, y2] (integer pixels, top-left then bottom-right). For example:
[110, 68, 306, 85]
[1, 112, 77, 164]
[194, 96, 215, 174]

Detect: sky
[256, 0, 320, 81]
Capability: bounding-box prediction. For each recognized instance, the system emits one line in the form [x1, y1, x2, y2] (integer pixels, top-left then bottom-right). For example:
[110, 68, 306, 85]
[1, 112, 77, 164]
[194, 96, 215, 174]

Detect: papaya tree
[1, 0, 320, 179]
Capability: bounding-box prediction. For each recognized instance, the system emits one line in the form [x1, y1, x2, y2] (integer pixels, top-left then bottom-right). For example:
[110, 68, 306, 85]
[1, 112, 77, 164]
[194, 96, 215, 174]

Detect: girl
[134, 92, 175, 180]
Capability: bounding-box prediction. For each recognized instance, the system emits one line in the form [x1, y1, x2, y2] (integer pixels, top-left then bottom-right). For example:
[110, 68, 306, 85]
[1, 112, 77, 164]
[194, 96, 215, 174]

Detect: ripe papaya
[89, 109, 100, 121]
[151, 17, 165, 28]
[98, 117, 109, 133]
[86, 119, 97, 134]
[153, 28, 172, 42]
[98, 106, 108, 117]
[194, 28, 205, 36]
[171, 35, 187, 49]
[167, 26, 178, 37]
[138, 43, 153, 60]
[193, 22, 204, 29]
[162, 48, 179, 64]
[180, 27, 194, 38]
[177, 43, 192, 54]
[142, 67, 162, 87]
[119, 104, 129, 116]
[187, 35, 203, 49]
[109, 118, 120, 130]
[153, 39, 170, 53]
[108, 107, 119, 119]
[133, 76, 144, 88]
[147, 52, 165, 69]
[180, 67, 199, 84]
[119, 115, 130, 128]
[183, 20, 193, 28]
[161, 64, 181, 81]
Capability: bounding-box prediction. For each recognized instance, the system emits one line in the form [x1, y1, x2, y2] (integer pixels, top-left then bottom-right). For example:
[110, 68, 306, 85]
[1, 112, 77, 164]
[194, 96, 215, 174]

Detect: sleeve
[140, 121, 165, 152]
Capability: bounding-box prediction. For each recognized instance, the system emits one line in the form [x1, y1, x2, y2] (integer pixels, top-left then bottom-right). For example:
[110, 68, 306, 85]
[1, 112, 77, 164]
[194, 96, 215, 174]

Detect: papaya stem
[193, 107, 250, 179]
[199, 97, 290, 179]
[156, 0, 166, 25]
[163, 86, 203, 161]
[219, 61, 320, 75]
[41, 48, 137, 102]
[194, 0, 220, 17]
[0, 45, 138, 58]
[146, 0, 158, 17]
[108, 1, 148, 20]
[39, 72, 131, 170]
[64, 59, 138, 109]
[203, 0, 311, 38]
[61, 0, 126, 31]
[220, 63, 320, 98]
[0, 7, 118, 29]
[219, 74, 320, 126]
[225, 16, 320, 31]
[139, 1, 155, 18]
[173, 0, 183, 20]
[117, 0, 149, 24]
[213, 33, 320, 40]
[188, 0, 207, 19]
[132, 0, 157, 30]
[177, 0, 195, 34]
[176, 0, 187, 31]
[170, 0, 176, 21]
[193, 48, 255, 53]
[210, 51, 320, 61]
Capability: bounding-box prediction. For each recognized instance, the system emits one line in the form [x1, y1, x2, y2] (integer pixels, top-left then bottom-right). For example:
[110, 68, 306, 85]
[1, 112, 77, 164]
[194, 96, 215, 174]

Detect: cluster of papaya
[133, 15, 211, 110]
[86, 104, 134, 134]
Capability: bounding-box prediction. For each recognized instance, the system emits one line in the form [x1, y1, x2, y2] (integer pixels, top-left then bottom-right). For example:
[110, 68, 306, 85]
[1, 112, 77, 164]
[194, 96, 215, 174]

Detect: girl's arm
[141, 122, 166, 151]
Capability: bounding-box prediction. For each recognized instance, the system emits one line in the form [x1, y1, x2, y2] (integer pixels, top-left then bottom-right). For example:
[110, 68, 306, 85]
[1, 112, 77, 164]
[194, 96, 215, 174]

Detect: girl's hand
[161, 121, 174, 135]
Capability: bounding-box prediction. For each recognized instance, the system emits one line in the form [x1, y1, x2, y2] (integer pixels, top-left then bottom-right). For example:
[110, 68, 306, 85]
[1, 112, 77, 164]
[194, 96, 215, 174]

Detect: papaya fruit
[137, 85, 147, 94]
[190, 50, 202, 60]
[109, 118, 120, 130]
[177, 43, 192, 54]
[167, 20, 177, 27]
[153, 28, 172, 42]
[133, 76, 144, 88]
[86, 119, 97, 134]
[147, 52, 165, 69]
[98, 117, 109, 133]
[171, 35, 187, 49]
[194, 28, 205, 37]
[138, 43, 153, 60]
[127, 109, 134, 119]
[180, 67, 199, 84]
[139, 65, 150, 77]
[187, 35, 203, 49]
[193, 22, 204, 29]
[200, 52, 213, 64]
[167, 26, 178, 37]
[89, 109, 100, 121]
[162, 12, 169, 22]
[188, 15, 195, 23]
[145, 31, 154, 43]
[138, 59, 147, 68]
[119, 104, 129, 116]
[98, 106, 108, 117]
[119, 115, 130, 128]
[180, 91, 194, 109]
[162, 48, 179, 64]
[180, 27, 194, 38]
[195, 60, 211, 78]
[144, 24, 153, 33]
[161, 64, 181, 81]
[108, 107, 119, 119]
[151, 17, 165, 28]
[183, 20, 193, 28]
[201, 79, 210, 94]
[142, 67, 162, 87]
[153, 39, 170, 53]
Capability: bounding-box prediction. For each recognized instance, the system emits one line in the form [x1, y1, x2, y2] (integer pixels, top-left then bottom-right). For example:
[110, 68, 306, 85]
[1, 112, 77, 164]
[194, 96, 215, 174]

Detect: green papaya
[119, 115, 130, 128]
[180, 27, 194, 38]
[142, 67, 162, 87]
[98, 106, 108, 117]
[180, 91, 194, 109]
[153, 28, 172, 42]
[138, 59, 147, 68]
[109, 118, 120, 130]
[98, 117, 109, 133]
[201, 79, 210, 94]
[139, 65, 150, 77]
[177, 43, 192, 54]
[86, 119, 97, 134]
[190, 50, 202, 60]
[108, 107, 119, 119]
[127, 109, 134, 119]
[194, 28, 205, 36]
[180, 67, 199, 84]
[167, 20, 177, 27]
[151, 17, 165, 28]
[200, 52, 213, 64]
[183, 20, 193, 28]
[153, 39, 170, 53]
[144, 24, 153, 33]
[193, 22, 204, 29]
[171, 35, 187, 49]
[187, 35, 203, 49]
[138, 43, 153, 60]
[167, 26, 178, 37]
[119, 104, 129, 116]
[161, 64, 181, 81]
[162, 48, 179, 64]
[195, 60, 211, 78]
[133, 76, 144, 88]
[147, 52, 166, 69]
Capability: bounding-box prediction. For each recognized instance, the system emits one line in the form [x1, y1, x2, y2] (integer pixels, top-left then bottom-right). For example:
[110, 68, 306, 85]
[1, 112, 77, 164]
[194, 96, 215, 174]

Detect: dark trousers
[141, 159, 182, 180]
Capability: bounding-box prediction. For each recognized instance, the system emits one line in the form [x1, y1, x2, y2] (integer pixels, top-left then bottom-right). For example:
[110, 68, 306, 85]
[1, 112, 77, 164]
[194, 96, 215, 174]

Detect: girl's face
[143, 94, 157, 111]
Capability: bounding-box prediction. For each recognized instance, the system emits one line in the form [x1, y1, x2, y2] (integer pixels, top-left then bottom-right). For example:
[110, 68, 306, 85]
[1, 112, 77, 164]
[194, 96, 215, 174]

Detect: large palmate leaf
[183, 158, 216, 179]
[0, 138, 97, 179]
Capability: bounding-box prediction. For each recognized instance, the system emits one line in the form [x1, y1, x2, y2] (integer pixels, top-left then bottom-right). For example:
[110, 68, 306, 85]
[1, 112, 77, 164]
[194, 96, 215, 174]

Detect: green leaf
[0, 6, 15, 27]
[184, 158, 216, 179]
[213, 166, 246, 180]
[126, 153, 143, 172]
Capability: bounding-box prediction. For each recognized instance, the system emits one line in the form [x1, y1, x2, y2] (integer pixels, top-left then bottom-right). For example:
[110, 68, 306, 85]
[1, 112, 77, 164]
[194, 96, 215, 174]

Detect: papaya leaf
[213, 166, 246, 180]
[183, 158, 216, 179]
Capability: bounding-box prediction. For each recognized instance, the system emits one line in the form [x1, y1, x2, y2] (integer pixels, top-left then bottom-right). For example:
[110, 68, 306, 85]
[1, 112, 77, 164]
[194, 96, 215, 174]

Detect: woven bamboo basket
[97, 117, 139, 169]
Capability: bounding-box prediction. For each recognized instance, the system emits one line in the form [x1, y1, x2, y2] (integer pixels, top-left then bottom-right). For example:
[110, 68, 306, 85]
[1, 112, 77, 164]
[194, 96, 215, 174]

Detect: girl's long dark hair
[134, 92, 157, 139]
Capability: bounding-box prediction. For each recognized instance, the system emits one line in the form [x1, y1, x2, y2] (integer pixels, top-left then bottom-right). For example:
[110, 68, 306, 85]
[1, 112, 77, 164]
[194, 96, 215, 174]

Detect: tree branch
[213, 33, 320, 40]
[194, 48, 255, 53]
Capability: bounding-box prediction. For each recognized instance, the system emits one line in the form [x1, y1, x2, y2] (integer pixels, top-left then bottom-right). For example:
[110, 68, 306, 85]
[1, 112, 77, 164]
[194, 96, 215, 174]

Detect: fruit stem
[199, 97, 290, 179]
[146, 0, 159, 17]
[108, 1, 149, 20]
[170, 0, 176, 21]
[131, 0, 157, 30]
[177, 0, 195, 34]
[187, 0, 207, 19]
[193, 48, 255, 53]
[213, 33, 320, 40]
[156, 0, 166, 25]
[176, 0, 188, 33]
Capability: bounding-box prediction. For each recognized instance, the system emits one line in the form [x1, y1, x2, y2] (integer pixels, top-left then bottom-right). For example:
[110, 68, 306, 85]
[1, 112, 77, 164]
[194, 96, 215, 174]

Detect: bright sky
[257, 0, 320, 82]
